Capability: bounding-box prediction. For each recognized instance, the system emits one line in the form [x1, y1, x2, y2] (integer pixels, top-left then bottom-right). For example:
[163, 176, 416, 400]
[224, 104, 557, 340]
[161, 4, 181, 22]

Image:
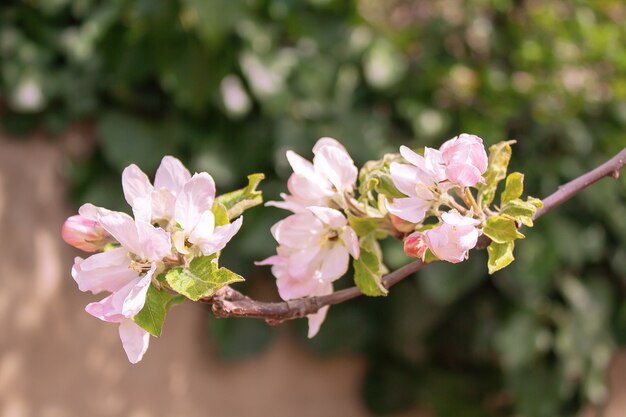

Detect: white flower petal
[135, 221, 171, 261]
[319, 245, 350, 282]
[122, 164, 153, 209]
[175, 172, 216, 232]
[154, 156, 191, 196]
[306, 282, 333, 338]
[99, 212, 142, 255]
[307, 206, 347, 228]
[195, 216, 243, 256]
[386, 197, 430, 224]
[187, 210, 216, 245]
[389, 162, 420, 197]
[340, 227, 360, 259]
[72, 248, 137, 294]
[271, 213, 324, 249]
[313, 145, 357, 192]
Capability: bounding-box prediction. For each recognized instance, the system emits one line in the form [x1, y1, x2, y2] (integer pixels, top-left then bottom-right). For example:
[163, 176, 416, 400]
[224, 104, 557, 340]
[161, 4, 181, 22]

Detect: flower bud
[440, 134, 488, 187]
[403, 231, 428, 259]
[62, 215, 113, 252]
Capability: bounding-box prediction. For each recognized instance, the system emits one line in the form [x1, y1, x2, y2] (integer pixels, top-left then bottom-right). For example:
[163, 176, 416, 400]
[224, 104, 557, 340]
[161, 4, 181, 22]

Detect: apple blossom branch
[202, 146, 626, 323]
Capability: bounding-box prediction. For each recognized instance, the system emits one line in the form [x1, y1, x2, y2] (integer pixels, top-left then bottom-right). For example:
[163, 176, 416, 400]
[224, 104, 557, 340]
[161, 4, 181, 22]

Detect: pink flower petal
[307, 206, 347, 228]
[306, 282, 333, 338]
[386, 197, 431, 224]
[440, 211, 480, 226]
[195, 216, 243, 256]
[445, 163, 483, 187]
[313, 145, 357, 193]
[287, 246, 323, 280]
[341, 226, 360, 259]
[78, 203, 113, 221]
[319, 245, 350, 282]
[118, 319, 151, 364]
[99, 212, 142, 255]
[85, 294, 124, 323]
[122, 164, 153, 209]
[389, 162, 420, 197]
[187, 210, 216, 245]
[174, 172, 216, 232]
[312, 137, 348, 154]
[271, 213, 324, 249]
[120, 273, 153, 318]
[154, 156, 191, 196]
[72, 248, 138, 294]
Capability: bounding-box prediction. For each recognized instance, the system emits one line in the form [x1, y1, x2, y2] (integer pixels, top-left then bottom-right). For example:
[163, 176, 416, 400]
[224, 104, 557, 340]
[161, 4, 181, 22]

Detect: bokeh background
[2, 0, 626, 416]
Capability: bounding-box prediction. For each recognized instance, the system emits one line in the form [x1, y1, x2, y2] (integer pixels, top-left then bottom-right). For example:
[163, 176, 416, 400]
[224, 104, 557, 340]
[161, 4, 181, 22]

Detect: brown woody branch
[202, 146, 626, 323]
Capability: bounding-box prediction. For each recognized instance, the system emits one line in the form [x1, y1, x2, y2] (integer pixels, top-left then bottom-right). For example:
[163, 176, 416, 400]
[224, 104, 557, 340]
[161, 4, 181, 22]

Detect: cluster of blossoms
[63, 157, 243, 363]
[387, 134, 488, 263]
[258, 135, 490, 336]
[259, 139, 360, 337]
[63, 133, 539, 360]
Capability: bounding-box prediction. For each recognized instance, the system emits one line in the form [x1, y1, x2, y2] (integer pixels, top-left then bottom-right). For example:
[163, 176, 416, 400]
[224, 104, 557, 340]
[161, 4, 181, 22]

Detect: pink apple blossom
[267, 137, 358, 212]
[257, 207, 359, 337]
[71, 212, 171, 363]
[65, 156, 245, 363]
[386, 146, 445, 223]
[423, 211, 480, 263]
[439, 134, 488, 187]
[122, 157, 243, 257]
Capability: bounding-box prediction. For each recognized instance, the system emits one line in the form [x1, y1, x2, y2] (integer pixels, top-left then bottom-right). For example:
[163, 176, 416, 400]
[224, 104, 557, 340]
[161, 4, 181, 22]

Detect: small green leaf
[501, 172, 524, 205]
[354, 237, 388, 296]
[479, 140, 514, 206]
[483, 216, 525, 243]
[423, 248, 439, 264]
[166, 255, 244, 301]
[487, 241, 515, 274]
[348, 213, 385, 237]
[358, 154, 404, 199]
[501, 199, 537, 227]
[528, 196, 544, 208]
[216, 173, 264, 220]
[133, 284, 184, 337]
[212, 201, 230, 226]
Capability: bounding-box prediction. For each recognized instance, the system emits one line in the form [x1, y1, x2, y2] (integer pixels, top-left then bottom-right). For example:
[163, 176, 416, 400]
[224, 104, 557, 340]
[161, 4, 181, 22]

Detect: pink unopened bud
[404, 231, 428, 259]
[62, 215, 112, 252]
[440, 134, 488, 187]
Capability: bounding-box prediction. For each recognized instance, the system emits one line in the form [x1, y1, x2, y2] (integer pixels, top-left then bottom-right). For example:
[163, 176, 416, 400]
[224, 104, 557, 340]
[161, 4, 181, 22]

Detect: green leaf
[483, 216, 525, 243]
[479, 140, 514, 206]
[216, 173, 264, 220]
[354, 237, 388, 296]
[133, 284, 185, 337]
[165, 255, 244, 301]
[487, 241, 515, 274]
[528, 196, 544, 208]
[501, 172, 524, 205]
[348, 213, 385, 237]
[358, 154, 404, 199]
[501, 199, 538, 227]
[212, 201, 230, 226]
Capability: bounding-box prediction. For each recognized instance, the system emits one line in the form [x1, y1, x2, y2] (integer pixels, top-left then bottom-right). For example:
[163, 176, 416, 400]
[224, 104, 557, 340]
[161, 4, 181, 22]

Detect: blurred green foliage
[3, 0, 626, 415]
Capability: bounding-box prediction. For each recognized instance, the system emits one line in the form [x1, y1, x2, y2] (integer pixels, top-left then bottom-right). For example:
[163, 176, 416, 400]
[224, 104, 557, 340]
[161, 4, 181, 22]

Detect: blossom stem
[201, 146, 626, 322]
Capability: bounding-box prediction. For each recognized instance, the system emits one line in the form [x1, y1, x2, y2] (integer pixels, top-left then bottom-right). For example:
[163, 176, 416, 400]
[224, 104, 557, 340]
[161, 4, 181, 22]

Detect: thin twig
[202, 146, 626, 323]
